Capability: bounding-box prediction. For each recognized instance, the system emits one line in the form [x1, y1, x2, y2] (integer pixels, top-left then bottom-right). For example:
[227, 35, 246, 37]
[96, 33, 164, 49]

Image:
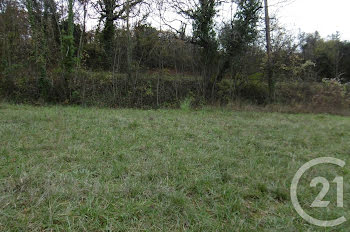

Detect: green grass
[0, 104, 349, 231]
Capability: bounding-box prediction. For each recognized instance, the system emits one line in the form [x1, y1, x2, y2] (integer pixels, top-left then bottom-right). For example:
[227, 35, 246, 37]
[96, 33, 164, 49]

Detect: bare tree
[77, 0, 89, 68]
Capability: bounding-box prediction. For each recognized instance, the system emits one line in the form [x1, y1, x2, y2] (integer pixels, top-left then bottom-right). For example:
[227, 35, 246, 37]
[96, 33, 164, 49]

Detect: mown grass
[0, 104, 349, 231]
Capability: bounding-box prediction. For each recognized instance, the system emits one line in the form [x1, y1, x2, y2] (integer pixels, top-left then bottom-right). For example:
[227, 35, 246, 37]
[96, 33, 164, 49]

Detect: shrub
[240, 73, 268, 104]
[1, 69, 203, 108]
[217, 79, 234, 104]
[217, 72, 268, 105]
[180, 97, 193, 111]
[311, 78, 350, 112]
[275, 79, 350, 114]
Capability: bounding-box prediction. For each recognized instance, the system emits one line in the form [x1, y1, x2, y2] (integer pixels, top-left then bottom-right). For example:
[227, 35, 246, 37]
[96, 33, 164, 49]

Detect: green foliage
[2, 0, 350, 110]
[83, 41, 107, 70]
[234, 0, 262, 43]
[62, 34, 76, 72]
[299, 32, 350, 82]
[37, 76, 52, 100]
[217, 0, 262, 84]
[188, 0, 220, 91]
[217, 72, 268, 104]
[240, 73, 268, 104]
[220, 0, 262, 57]
[217, 79, 234, 103]
[192, 0, 218, 51]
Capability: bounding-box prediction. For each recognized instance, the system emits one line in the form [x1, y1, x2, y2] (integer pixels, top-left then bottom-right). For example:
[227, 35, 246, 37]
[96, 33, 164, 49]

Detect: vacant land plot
[0, 104, 349, 231]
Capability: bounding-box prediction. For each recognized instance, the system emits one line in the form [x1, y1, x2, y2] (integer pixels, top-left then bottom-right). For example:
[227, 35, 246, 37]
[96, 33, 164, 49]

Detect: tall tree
[218, 0, 262, 83]
[173, 0, 220, 97]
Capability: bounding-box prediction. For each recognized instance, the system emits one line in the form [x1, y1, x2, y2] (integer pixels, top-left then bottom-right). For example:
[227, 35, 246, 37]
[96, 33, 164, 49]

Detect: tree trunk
[77, 0, 87, 69]
[126, 0, 132, 78]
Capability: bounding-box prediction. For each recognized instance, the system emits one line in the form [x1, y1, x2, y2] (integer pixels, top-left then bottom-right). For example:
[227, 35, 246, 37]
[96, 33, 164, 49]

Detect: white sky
[269, 0, 350, 41]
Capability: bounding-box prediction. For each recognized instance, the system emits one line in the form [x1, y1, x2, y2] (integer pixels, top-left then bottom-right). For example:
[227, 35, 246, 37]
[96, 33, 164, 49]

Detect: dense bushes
[2, 69, 349, 114]
[0, 70, 202, 108]
[275, 79, 350, 113]
[216, 73, 268, 104]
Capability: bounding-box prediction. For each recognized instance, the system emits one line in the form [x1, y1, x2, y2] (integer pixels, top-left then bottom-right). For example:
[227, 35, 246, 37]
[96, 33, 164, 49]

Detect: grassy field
[0, 104, 349, 231]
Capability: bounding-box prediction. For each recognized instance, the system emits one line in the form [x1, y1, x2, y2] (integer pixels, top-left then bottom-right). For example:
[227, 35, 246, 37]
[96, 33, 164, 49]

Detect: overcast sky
[270, 0, 350, 40]
[86, 0, 350, 41]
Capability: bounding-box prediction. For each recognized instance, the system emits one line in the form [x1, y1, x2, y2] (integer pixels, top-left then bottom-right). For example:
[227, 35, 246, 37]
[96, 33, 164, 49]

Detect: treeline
[1, 0, 350, 111]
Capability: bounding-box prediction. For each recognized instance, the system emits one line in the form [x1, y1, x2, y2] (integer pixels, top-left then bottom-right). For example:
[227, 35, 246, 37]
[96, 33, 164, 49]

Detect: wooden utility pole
[264, 0, 274, 101]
